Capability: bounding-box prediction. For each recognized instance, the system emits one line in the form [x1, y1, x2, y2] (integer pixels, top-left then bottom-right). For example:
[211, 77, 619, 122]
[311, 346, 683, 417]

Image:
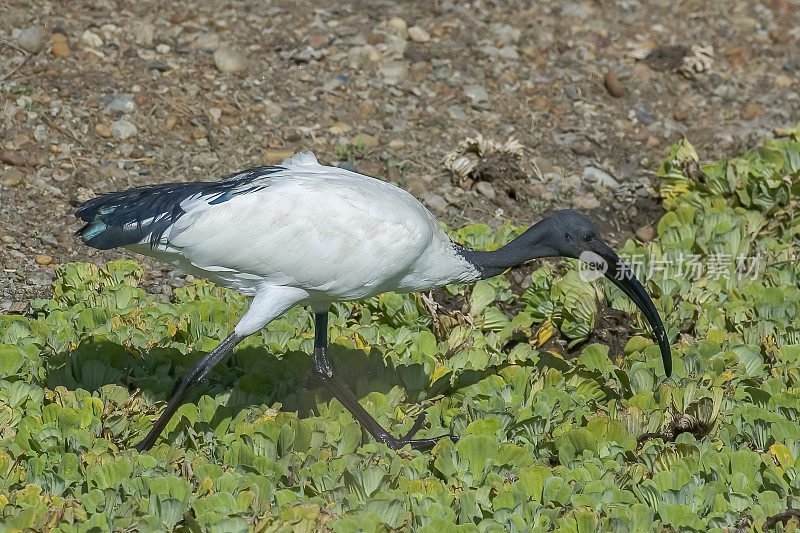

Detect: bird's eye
[583, 232, 596, 242]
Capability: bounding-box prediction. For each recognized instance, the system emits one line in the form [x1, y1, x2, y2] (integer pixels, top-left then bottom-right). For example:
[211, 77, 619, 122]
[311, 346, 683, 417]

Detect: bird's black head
[538, 209, 606, 260]
[525, 209, 672, 376]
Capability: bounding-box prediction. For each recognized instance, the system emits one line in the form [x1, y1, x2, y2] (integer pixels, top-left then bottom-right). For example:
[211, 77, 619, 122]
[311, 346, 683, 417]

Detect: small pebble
[351, 133, 379, 148]
[17, 27, 48, 53]
[110, 119, 137, 140]
[156, 43, 171, 54]
[132, 22, 154, 46]
[636, 225, 655, 242]
[774, 75, 792, 88]
[262, 150, 295, 164]
[1, 170, 25, 187]
[50, 34, 70, 58]
[380, 62, 408, 84]
[571, 195, 601, 210]
[408, 26, 431, 43]
[329, 123, 351, 134]
[673, 104, 689, 122]
[193, 32, 220, 52]
[81, 30, 103, 48]
[421, 192, 448, 212]
[475, 181, 497, 200]
[95, 123, 112, 138]
[164, 115, 178, 130]
[35, 254, 53, 266]
[603, 70, 625, 98]
[742, 104, 764, 120]
[101, 93, 135, 112]
[464, 84, 489, 104]
[213, 45, 247, 73]
[387, 17, 408, 39]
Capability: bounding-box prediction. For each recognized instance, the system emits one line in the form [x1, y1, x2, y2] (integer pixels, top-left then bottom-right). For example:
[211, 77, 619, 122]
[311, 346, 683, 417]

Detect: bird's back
[77, 153, 472, 301]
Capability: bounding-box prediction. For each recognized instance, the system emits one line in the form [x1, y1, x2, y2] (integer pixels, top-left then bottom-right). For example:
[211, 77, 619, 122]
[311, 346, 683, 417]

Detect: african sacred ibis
[76, 152, 671, 451]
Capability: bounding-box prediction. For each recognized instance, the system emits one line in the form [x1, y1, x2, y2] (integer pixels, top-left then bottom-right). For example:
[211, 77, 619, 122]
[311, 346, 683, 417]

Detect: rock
[571, 195, 600, 210]
[498, 46, 519, 60]
[50, 34, 70, 58]
[1, 169, 25, 187]
[441, 1, 455, 12]
[388, 139, 405, 149]
[81, 30, 103, 48]
[109, 119, 137, 140]
[775, 74, 792, 88]
[164, 115, 177, 130]
[309, 34, 327, 49]
[403, 44, 430, 62]
[193, 32, 220, 52]
[380, 61, 407, 84]
[35, 254, 53, 266]
[329, 122, 351, 134]
[448, 105, 467, 120]
[464, 84, 489, 105]
[408, 26, 431, 43]
[491, 23, 521, 45]
[262, 150, 295, 164]
[356, 159, 384, 177]
[95, 123, 112, 138]
[673, 104, 689, 121]
[17, 27, 47, 53]
[635, 224, 654, 242]
[33, 125, 48, 142]
[603, 70, 625, 97]
[155, 43, 171, 54]
[475, 181, 497, 200]
[421, 192, 448, 212]
[533, 96, 549, 107]
[101, 93, 136, 112]
[351, 133, 379, 148]
[0, 149, 27, 167]
[213, 45, 247, 73]
[338, 161, 358, 172]
[404, 176, 426, 196]
[387, 17, 408, 39]
[348, 45, 382, 68]
[742, 104, 764, 120]
[570, 141, 594, 156]
[132, 22, 155, 46]
[635, 106, 654, 125]
[583, 166, 619, 188]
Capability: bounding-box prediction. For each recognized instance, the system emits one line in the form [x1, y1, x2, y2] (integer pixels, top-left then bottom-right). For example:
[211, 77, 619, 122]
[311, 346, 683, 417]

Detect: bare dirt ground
[1, 0, 798, 313]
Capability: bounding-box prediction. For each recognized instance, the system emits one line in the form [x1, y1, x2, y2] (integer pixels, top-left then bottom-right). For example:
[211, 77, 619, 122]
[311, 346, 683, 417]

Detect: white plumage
[120, 152, 479, 335]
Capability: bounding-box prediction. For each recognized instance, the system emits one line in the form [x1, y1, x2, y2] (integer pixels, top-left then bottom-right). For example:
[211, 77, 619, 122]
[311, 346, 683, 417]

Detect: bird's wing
[147, 156, 439, 298]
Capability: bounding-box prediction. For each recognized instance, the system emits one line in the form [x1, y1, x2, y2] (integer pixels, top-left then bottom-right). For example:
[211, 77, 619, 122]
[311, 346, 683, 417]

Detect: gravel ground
[1, 0, 798, 312]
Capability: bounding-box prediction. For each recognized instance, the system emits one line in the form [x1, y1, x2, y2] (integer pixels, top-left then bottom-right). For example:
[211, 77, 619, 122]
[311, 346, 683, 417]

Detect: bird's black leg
[312, 312, 458, 451]
[135, 332, 243, 452]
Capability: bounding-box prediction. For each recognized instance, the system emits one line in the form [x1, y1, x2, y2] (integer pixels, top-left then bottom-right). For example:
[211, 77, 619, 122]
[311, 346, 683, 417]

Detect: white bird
[76, 152, 671, 452]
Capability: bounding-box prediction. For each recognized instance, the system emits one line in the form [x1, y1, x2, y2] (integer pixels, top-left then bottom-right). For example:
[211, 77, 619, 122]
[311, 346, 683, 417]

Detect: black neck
[456, 219, 557, 279]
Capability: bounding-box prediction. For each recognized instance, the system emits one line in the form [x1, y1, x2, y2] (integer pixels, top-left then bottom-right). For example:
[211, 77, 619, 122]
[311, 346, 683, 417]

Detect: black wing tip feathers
[74, 166, 284, 250]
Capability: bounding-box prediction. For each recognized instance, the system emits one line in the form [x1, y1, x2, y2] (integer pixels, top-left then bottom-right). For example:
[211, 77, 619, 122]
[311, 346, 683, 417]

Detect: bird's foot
[382, 413, 459, 451]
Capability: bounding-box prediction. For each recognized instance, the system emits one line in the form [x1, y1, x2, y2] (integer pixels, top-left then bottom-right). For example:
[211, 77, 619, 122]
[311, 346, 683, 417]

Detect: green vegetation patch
[1, 126, 800, 531]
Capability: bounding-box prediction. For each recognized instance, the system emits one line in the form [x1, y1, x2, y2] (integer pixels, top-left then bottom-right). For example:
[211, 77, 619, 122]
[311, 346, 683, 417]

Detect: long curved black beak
[596, 246, 672, 377]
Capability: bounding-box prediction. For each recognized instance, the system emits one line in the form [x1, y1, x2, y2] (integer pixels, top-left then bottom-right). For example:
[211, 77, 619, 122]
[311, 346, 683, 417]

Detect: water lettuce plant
[1, 125, 800, 531]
